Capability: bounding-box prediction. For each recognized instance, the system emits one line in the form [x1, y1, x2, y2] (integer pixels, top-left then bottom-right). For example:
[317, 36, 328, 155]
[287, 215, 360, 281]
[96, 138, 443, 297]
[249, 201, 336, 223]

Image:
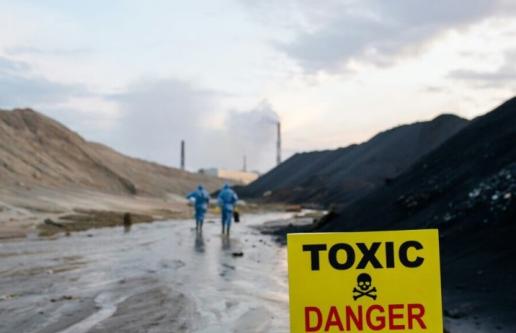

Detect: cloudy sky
[1, 0, 515, 172]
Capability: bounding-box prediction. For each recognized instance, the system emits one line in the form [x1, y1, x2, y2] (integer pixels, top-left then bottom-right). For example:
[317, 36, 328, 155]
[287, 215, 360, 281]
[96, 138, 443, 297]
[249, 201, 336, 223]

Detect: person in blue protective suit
[217, 184, 238, 236]
[187, 185, 210, 232]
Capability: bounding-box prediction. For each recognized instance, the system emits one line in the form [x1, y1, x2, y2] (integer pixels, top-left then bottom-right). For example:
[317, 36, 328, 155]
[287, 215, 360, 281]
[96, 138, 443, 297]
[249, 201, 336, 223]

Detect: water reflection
[221, 235, 231, 251]
[194, 231, 205, 253]
[0, 212, 295, 332]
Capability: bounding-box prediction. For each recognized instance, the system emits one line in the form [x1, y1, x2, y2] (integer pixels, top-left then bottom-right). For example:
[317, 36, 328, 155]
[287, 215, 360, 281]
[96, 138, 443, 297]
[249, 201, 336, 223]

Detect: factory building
[199, 168, 259, 185]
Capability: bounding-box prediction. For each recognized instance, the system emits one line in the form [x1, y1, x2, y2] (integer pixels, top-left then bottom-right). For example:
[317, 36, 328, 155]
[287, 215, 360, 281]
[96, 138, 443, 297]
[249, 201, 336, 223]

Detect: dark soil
[238, 114, 467, 207]
[306, 97, 516, 331]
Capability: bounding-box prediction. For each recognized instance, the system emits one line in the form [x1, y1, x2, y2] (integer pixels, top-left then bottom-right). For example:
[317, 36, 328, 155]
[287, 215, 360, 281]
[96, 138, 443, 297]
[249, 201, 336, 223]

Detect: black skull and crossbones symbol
[352, 273, 377, 300]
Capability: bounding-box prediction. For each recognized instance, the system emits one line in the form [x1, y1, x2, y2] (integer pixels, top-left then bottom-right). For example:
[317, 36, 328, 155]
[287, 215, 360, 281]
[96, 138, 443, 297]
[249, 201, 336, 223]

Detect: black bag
[233, 211, 240, 223]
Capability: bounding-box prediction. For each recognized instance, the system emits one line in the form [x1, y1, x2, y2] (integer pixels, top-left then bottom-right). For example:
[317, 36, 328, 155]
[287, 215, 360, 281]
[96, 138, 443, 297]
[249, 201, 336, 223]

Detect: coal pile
[394, 163, 516, 226]
[313, 97, 516, 331]
[440, 163, 515, 224]
[238, 114, 467, 207]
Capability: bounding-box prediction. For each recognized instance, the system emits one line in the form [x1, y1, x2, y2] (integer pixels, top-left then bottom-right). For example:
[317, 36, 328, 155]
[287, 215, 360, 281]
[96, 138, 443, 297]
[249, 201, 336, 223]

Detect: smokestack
[243, 155, 247, 172]
[180, 140, 185, 170]
[276, 121, 281, 166]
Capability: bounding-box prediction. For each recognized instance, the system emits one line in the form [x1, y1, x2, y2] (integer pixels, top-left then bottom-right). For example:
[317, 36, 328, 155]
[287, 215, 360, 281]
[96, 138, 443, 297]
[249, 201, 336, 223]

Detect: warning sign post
[287, 230, 443, 332]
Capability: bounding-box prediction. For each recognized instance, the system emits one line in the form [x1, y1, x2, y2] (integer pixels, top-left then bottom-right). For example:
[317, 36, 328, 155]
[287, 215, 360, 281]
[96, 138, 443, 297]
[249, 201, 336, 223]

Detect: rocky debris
[444, 308, 468, 319]
[396, 164, 515, 224]
[440, 164, 516, 224]
[396, 186, 444, 210]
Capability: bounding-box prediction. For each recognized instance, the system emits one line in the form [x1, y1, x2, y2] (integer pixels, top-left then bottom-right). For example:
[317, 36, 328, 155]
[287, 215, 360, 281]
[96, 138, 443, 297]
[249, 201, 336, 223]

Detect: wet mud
[0, 213, 293, 333]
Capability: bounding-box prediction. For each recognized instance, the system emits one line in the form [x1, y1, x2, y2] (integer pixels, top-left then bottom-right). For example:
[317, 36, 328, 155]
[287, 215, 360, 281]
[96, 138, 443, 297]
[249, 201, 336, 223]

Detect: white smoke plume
[107, 79, 280, 172]
[225, 100, 279, 171]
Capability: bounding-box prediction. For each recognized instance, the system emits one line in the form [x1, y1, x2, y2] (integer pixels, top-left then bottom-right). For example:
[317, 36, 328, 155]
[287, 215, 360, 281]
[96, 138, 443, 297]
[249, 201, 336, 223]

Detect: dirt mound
[315, 97, 516, 331]
[0, 108, 226, 237]
[0, 108, 223, 197]
[239, 114, 467, 206]
[318, 97, 516, 230]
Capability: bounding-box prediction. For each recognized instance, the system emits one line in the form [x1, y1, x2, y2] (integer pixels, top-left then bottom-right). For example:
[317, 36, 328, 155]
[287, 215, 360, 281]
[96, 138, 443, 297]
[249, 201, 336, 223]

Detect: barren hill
[239, 113, 468, 206]
[0, 108, 225, 237]
[0, 108, 222, 196]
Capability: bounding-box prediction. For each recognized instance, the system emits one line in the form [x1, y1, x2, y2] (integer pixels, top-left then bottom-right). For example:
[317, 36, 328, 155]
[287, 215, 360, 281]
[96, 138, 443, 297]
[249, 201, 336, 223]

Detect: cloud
[225, 100, 279, 170]
[422, 86, 447, 94]
[0, 57, 29, 73]
[106, 78, 218, 167]
[108, 78, 280, 171]
[5, 46, 90, 57]
[449, 65, 516, 87]
[0, 55, 280, 171]
[0, 56, 85, 108]
[448, 50, 516, 88]
[246, 0, 516, 72]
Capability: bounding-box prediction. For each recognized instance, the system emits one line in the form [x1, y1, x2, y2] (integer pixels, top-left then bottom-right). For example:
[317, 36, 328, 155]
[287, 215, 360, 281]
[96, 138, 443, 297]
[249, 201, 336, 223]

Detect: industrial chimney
[180, 140, 185, 170]
[276, 122, 282, 166]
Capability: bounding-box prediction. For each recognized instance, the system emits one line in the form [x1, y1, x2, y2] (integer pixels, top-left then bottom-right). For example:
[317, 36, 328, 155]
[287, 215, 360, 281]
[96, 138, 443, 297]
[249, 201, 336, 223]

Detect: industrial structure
[199, 168, 259, 185]
[276, 121, 281, 166]
[180, 140, 185, 170]
[182, 119, 281, 178]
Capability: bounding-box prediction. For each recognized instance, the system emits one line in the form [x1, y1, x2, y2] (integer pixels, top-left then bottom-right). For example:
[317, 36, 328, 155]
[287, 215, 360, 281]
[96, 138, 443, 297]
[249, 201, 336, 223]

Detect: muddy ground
[1, 212, 509, 332]
[0, 212, 297, 333]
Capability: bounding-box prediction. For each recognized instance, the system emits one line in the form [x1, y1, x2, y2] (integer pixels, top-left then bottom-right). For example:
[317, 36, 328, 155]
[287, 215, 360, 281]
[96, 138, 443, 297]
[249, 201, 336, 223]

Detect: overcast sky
[1, 0, 515, 172]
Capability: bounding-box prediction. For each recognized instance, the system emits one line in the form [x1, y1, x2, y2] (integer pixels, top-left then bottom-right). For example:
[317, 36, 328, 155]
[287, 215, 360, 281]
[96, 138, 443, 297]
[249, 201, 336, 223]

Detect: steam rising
[226, 100, 279, 171]
[109, 79, 279, 172]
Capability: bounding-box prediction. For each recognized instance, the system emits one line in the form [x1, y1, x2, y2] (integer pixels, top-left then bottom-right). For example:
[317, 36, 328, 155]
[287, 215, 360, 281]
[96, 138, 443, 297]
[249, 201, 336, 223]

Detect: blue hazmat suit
[217, 184, 238, 229]
[187, 185, 210, 226]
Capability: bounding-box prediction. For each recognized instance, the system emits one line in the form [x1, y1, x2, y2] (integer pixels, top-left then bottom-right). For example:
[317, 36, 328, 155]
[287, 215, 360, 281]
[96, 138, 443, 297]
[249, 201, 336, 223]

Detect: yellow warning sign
[287, 230, 442, 332]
